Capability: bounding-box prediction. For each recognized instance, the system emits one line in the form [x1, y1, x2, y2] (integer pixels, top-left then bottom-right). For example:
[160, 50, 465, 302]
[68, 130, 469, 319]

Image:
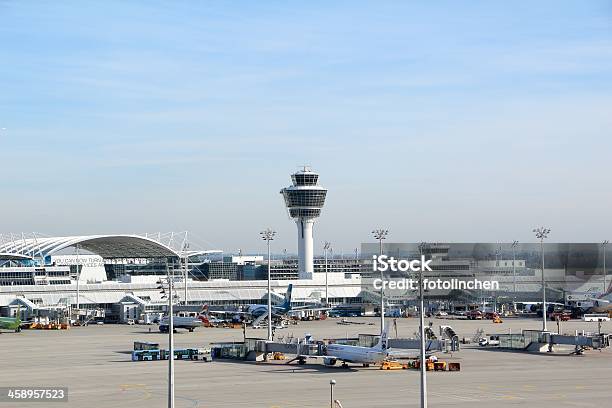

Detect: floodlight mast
[158, 262, 176, 408]
[533, 227, 551, 331]
[168, 268, 174, 408]
[511, 241, 519, 297]
[182, 240, 190, 306]
[75, 244, 80, 314]
[603, 240, 609, 294]
[260, 228, 276, 341]
[372, 229, 388, 334]
[324, 241, 332, 306]
[418, 242, 428, 408]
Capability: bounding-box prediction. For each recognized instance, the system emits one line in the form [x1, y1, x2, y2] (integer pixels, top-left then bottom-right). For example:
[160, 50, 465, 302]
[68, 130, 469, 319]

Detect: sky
[1, 1, 611, 254]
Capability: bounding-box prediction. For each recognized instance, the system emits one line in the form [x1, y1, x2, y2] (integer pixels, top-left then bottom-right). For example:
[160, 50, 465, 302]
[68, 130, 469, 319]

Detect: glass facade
[282, 190, 327, 207]
[292, 173, 319, 186]
[200, 262, 238, 280]
[0, 267, 72, 286]
[195, 258, 370, 281]
[288, 208, 322, 218]
[359, 242, 611, 303]
[360, 242, 611, 278]
[281, 169, 327, 219]
[0, 270, 35, 286]
[105, 259, 171, 280]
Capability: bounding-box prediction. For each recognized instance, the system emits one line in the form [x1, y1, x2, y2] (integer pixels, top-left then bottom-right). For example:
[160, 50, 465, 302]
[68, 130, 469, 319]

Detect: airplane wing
[587, 297, 610, 303]
[293, 354, 353, 364]
[207, 310, 247, 315]
[299, 354, 335, 359]
[291, 305, 333, 311]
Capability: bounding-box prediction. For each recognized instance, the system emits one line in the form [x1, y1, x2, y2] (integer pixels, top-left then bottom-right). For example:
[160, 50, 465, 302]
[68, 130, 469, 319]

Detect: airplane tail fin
[375, 321, 390, 351]
[605, 279, 612, 296]
[281, 284, 293, 311]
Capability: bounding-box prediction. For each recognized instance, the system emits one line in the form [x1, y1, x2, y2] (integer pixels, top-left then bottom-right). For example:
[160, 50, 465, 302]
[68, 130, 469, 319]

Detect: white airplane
[571, 282, 612, 314]
[159, 316, 202, 333]
[300, 324, 390, 367]
[588, 292, 612, 314]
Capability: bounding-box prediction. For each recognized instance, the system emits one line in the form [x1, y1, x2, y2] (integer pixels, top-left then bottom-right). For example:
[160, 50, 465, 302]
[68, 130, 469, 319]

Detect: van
[583, 314, 610, 322]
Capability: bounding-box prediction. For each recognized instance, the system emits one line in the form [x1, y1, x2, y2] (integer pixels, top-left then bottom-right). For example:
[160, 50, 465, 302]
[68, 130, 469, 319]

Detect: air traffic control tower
[281, 167, 327, 279]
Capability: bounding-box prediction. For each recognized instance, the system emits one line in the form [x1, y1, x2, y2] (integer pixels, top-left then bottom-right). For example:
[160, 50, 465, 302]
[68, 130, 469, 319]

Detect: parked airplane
[587, 293, 612, 314]
[248, 284, 295, 318]
[159, 316, 202, 333]
[201, 284, 330, 325]
[298, 324, 390, 367]
[566, 282, 612, 314]
[584, 280, 612, 313]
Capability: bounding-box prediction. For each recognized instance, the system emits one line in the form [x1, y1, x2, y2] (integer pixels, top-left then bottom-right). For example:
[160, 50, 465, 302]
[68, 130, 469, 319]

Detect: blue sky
[1, 1, 611, 253]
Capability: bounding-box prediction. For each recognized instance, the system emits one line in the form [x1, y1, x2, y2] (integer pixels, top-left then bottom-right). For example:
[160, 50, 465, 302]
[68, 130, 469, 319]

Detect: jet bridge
[266, 335, 446, 356]
[490, 330, 610, 353]
[543, 332, 610, 350]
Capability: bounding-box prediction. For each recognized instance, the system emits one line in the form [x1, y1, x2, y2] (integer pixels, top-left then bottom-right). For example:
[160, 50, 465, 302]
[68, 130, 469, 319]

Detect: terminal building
[0, 234, 364, 323]
[196, 256, 368, 281]
[1, 235, 609, 322]
[1, 169, 609, 323]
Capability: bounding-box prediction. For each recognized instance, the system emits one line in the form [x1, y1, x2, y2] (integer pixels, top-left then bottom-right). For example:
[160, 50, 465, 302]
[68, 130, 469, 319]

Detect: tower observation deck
[280, 167, 327, 279]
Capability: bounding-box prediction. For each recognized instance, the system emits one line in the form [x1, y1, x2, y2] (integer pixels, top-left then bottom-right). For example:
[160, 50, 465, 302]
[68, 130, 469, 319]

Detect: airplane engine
[324, 357, 337, 366]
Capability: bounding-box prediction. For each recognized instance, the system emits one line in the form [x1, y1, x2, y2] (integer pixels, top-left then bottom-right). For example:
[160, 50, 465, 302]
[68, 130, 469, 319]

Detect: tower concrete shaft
[297, 218, 315, 275]
[281, 167, 327, 279]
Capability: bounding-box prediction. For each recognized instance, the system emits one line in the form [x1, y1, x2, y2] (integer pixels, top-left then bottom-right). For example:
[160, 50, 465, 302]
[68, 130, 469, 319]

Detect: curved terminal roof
[185, 250, 223, 257]
[0, 253, 33, 261]
[0, 235, 180, 259]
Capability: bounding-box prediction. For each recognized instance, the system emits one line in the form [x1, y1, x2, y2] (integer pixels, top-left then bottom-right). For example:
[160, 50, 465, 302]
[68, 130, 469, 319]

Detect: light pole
[324, 241, 331, 306]
[158, 261, 176, 408]
[168, 266, 174, 408]
[75, 244, 80, 314]
[260, 228, 276, 341]
[329, 379, 336, 408]
[533, 227, 550, 331]
[493, 244, 502, 313]
[372, 228, 389, 334]
[603, 240, 609, 294]
[418, 242, 428, 408]
[182, 241, 189, 306]
[511, 241, 519, 297]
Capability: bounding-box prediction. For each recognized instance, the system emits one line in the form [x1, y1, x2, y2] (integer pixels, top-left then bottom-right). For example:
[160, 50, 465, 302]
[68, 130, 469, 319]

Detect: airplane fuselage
[591, 295, 612, 313]
[159, 316, 202, 332]
[248, 305, 290, 317]
[325, 344, 386, 365]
